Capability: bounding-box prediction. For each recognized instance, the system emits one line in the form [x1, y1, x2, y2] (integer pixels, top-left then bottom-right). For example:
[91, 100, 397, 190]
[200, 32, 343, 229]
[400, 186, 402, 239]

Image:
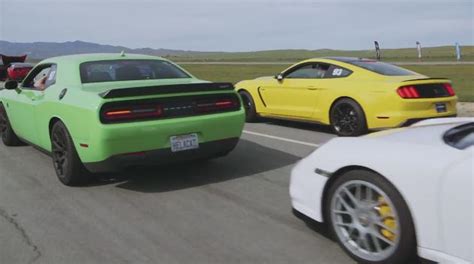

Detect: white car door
[439, 148, 473, 263]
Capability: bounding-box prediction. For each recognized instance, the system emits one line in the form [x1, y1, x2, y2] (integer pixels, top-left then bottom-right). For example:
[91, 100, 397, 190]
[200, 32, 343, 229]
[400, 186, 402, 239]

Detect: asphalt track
[0, 120, 347, 264]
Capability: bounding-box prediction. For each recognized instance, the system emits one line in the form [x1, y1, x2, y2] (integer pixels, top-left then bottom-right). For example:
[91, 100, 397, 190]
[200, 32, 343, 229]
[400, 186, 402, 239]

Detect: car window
[80, 60, 191, 83]
[345, 60, 415, 76]
[34, 68, 50, 81]
[444, 123, 474, 150]
[324, 65, 352, 78]
[285, 63, 330, 79]
[44, 64, 57, 87]
[23, 64, 56, 90]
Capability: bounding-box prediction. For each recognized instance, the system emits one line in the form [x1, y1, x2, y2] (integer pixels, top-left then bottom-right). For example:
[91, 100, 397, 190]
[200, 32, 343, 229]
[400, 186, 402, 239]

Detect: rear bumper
[75, 110, 245, 163]
[367, 97, 458, 129]
[84, 137, 239, 173]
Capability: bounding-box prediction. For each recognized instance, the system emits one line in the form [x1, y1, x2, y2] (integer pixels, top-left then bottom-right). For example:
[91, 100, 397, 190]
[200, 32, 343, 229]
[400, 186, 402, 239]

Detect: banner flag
[416, 41, 422, 60]
[455, 42, 461, 61]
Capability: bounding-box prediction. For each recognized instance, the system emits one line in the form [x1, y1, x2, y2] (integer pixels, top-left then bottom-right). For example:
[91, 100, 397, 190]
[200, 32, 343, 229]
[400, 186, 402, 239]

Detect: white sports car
[290, 118, 473, 264]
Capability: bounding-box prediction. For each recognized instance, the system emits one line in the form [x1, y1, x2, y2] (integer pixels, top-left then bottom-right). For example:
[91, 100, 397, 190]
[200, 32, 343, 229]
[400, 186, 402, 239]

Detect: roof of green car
[41, 53, 167, 64]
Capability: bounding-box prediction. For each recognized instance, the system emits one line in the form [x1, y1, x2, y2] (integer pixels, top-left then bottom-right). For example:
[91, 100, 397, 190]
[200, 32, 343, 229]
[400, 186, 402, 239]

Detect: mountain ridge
[1, 40, 472, 62]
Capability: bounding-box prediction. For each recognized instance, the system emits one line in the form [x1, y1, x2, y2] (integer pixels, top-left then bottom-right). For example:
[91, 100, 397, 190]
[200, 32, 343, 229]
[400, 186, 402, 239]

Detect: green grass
[169, 46, 474, 62]
[180, 64, 474, 102]
[23, 45, 474, 63]
[180, 64, 286, 83]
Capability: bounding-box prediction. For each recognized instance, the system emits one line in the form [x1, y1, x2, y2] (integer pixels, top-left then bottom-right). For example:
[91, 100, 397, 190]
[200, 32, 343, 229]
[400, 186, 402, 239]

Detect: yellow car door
[259, 63, 326, 119]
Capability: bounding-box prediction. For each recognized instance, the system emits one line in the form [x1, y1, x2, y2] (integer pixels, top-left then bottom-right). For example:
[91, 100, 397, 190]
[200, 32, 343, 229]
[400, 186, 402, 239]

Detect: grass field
[179, 64, 474, 102]
[24, 45, 474, 64]
[169, 46, 474, 62]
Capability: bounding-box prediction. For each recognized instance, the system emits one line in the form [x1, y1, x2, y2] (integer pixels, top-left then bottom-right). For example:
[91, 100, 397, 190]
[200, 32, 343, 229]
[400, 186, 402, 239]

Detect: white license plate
[170, 133, 199, 152]
[435, 103, 447, 113]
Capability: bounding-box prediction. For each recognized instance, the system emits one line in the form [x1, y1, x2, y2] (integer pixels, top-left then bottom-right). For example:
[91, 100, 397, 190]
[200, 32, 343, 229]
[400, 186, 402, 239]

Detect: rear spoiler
[402, 77, 449, 82]
[1, 54, 27, 65]
[99, 82, 234, 99]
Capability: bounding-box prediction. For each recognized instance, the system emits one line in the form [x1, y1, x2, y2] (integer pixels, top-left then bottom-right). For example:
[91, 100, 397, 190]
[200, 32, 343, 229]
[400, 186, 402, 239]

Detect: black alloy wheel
[0, 103, 22, 146]
[238, 90, 259, 122]
[51, 121, 91, 186]
[330, 99, 368, 136]
[51, 125, 69, 179]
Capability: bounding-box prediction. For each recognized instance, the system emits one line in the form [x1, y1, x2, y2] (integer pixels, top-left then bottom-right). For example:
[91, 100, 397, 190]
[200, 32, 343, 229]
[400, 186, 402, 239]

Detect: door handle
[306, 87, 319, 91]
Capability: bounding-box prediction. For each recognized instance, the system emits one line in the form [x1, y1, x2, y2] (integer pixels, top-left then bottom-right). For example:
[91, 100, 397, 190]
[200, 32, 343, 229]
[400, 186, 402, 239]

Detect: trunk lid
[387, 76, 454, 99]
[83, 79, 241, 124]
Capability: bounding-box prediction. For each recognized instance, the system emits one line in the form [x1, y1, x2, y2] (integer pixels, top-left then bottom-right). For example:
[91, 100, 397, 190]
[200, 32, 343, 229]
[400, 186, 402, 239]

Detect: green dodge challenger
[0, 53, 245, 186]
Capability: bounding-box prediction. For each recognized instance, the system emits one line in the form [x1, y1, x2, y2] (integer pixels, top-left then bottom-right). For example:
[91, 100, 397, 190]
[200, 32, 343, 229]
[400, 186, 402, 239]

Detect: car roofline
[40, 53, 169, 65]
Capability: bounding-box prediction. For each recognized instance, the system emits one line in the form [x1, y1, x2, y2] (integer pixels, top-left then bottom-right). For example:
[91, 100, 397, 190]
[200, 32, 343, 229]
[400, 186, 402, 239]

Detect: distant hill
[0, 40, 472, 62]
[0, 40, 205, 60]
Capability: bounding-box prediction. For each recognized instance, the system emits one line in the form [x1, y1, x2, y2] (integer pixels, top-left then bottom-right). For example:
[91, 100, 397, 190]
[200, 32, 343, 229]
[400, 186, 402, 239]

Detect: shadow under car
[90, 139, 301, 193]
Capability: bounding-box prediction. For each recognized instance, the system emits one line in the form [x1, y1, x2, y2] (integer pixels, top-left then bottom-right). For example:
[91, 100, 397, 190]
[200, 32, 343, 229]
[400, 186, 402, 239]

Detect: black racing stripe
[99, 82, 234, 99]
[257, 87, 267, 107]
[401, 78, 449, 82]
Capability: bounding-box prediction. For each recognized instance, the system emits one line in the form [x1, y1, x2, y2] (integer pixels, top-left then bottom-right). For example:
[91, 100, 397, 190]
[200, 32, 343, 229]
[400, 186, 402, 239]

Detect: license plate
[435, 103, 447, 113]
[170, 133, 199, 152]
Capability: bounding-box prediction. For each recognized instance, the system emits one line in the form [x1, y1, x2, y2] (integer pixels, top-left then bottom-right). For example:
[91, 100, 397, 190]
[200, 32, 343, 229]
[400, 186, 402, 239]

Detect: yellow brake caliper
[377, 196, 397, 241]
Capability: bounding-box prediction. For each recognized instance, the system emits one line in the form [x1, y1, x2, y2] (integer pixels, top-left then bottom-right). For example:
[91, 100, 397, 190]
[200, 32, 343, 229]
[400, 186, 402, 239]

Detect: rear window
[80, 60, 191, 83]
[347, 60, 416, 76]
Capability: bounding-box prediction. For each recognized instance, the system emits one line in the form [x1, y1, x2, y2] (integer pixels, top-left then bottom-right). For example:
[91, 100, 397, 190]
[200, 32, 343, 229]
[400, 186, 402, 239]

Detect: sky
[0, 0, 473, 51]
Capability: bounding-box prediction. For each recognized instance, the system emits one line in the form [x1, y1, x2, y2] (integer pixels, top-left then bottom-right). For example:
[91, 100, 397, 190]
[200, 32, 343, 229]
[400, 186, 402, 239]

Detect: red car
[0, 54, 34, 81]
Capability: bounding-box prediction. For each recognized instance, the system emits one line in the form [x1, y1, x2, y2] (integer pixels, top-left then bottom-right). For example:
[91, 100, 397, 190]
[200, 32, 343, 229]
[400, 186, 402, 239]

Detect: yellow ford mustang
[235, 57, 457, 136]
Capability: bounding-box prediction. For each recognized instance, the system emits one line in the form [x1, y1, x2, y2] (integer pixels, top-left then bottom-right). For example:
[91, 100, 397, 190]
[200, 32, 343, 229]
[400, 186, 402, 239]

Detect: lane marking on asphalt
[243, 130, 320, 147]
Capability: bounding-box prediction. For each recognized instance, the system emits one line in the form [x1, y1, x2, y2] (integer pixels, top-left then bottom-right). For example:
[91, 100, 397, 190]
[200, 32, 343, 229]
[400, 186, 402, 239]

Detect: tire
[325, 170, 416, 264]
[50, 121, 91, 186]
[330, 98, 368, 136]
[238, 90, 259, 122]
[0, 103, 23, 146]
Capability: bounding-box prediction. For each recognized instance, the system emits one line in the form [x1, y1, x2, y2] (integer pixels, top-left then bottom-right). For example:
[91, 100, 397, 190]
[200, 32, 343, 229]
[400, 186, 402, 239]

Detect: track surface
[0, 120, 358, 264]
[0, 119, 437, 264]
[0, 78, 463, 263]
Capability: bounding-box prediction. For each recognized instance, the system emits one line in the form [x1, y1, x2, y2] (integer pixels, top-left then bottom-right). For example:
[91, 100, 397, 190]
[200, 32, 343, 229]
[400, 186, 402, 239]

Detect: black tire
[238, 90, 259, 122]
[0, 103, 23, 146]
[325, 170, 416, 264]
[330, 98, 368, 136]
[50, 121, 91, 186]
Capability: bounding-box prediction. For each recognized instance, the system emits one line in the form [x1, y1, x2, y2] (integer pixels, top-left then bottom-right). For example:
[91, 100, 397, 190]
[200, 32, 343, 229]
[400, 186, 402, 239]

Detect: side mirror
[4, 80, 18, 90]
[276, 74, 284, 81]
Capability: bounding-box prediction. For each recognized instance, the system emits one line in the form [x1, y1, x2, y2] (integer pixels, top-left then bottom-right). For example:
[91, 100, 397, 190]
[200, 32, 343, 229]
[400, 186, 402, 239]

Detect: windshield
[347, 60, 416, 76]
[80, 60, 191, 83]
[444, 123, 474, 150]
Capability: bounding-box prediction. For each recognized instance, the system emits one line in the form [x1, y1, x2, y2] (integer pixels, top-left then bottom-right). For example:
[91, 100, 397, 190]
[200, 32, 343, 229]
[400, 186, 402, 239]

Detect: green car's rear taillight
[100, 94, 241, 124]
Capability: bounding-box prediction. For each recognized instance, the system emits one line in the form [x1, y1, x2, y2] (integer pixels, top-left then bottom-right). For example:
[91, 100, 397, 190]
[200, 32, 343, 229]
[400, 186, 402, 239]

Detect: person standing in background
[374, 41, 381, 60]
